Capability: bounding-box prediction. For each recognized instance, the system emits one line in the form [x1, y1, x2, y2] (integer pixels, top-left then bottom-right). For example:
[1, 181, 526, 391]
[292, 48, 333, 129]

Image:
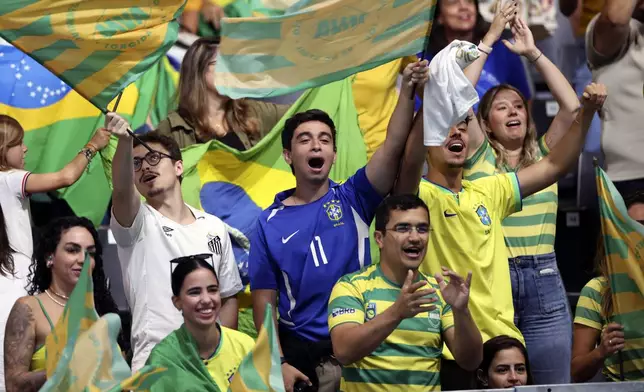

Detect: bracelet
[78, 147, 95, 164]
[529, 51, 543, 63]
[477, 41, 493, 55]
[86, 142, 98, 154]
[280, 356, 287, 364]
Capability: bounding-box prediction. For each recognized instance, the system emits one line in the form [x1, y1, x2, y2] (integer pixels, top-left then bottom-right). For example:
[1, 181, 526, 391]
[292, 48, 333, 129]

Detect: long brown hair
[176, 37, 259, 141]
[0, 204, 15, 277]
[477, 84, 540, 171]
[0, 114, 25, 171]
[595, 235, 613, 319]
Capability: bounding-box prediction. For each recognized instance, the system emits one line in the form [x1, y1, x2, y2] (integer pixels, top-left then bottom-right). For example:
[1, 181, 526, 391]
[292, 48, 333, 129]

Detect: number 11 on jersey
[310, 236, 328, 267]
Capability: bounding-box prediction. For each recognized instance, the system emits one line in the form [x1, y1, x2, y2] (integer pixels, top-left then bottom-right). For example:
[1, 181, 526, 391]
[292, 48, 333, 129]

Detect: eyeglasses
[133, 150, 174, 172]
[169, 253, 215, 275]
[385, 223, 430, 235]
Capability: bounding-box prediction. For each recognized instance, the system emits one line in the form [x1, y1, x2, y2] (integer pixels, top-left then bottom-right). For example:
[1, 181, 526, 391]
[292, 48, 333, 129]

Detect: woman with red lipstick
[3, 216, 119, 392]
[145, 255, 255, 392]
[463, 16, 581, 386]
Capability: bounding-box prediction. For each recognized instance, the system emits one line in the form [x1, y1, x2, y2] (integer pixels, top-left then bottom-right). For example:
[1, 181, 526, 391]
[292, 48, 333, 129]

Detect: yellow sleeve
[328, 278, 365, 331]
[474, 173, 522, 220]
[574, 278, 606, 331]
[417, 180, 435, 204]
[183, 0, 203, 11]
[441, 305, 455, 333]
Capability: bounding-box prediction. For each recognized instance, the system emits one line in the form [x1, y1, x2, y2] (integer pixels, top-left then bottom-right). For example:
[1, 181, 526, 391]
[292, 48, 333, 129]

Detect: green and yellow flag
[0, 0, 184, 109]
[228, 305, 285, 392]
[596, 165, 644, 379]
[40, 254, 166, 392]
[214, 0, 435, 99]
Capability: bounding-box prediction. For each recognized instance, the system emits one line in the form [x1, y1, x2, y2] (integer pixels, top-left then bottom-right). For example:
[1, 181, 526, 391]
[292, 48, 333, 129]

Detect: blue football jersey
[249, 168, 383, 341]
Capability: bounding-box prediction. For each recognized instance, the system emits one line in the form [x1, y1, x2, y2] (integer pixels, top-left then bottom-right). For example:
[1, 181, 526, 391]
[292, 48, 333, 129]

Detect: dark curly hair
[27, 216, 119, 318]
[0, 203, 15, 277]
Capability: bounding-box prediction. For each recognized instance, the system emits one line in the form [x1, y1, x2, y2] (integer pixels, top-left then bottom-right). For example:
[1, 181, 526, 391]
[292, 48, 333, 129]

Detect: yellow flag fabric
[596, 165, 644, 379]
[228, 305, 285, 392]
[40, 254, 167, 391]
[215, 0, 435, 99]
[0, 0, 184, 108]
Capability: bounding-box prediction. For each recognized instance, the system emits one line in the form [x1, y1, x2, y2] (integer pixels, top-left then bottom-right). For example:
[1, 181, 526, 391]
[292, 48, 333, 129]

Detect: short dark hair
[134, 131, 182, 162]
[281, 109, 337, 151]
[624, 190, 644, 210]
[477, 335, 533, 388]
[170, 255, 219, 296]
[374, 194, 429, 232]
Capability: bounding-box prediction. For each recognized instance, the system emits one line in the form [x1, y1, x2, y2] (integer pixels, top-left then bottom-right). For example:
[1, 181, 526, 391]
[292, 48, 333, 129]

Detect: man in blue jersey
[249, 60, 429, 392]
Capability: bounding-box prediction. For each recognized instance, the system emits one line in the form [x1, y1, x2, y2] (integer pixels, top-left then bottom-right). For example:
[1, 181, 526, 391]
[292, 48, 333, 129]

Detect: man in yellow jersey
[394, 83, 607, 389]
[327, 194, 482, 392]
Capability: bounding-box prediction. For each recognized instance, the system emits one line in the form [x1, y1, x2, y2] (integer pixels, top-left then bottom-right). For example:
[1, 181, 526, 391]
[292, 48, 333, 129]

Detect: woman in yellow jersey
[462, 16, 581, 385]
[572, 191, 644, 382]
[156, 37, 289, 150]
[146, 254, 255, 392]
[3, 216, 120, 392]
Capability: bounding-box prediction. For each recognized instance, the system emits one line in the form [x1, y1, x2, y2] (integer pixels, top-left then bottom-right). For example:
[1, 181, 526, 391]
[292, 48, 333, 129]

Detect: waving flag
[0, 41, 178, 224]
[215, 0, 435, 99]
[596, 165, 644, 379]
[228, 305, 285, 392]
[40, 254, 166, 392]
[0, 0, 184, 109]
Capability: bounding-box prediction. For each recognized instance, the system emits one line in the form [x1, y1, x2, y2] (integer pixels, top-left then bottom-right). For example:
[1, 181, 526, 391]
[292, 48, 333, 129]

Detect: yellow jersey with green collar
[464, 138, 558, 257]
[328, 264, 454, 392]
[203, 326, 255, 389]
[418, 173, 524, 359]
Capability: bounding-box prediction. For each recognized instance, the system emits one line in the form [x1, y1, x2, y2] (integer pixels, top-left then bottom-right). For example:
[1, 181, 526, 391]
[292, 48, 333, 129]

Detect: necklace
[49, 288, 69, 300]
[45, 290, 67, 307]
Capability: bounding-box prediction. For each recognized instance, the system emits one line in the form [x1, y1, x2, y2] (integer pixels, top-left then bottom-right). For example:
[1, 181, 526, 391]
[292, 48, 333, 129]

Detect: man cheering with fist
[327, 195, 483, 392]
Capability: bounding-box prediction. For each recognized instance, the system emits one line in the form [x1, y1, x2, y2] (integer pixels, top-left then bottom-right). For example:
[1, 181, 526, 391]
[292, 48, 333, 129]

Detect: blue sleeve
[248, 217, 278, 291]
[504, 50, 533, 100]
[340, 167, 384, 223]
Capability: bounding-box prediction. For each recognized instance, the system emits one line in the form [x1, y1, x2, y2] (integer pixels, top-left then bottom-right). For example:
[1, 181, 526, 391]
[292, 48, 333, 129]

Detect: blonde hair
[477, 84, 540, 171]
[176, 37, 259, 141]
[0, 114, 24, 171]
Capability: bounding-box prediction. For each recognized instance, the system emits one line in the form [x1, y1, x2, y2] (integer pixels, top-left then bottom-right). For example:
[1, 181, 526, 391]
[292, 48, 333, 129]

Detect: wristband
[477, 41, 493, 55]
[86, 142, 98, 154]
[529, 51, 543, 63]
[280, 356, 287, 364]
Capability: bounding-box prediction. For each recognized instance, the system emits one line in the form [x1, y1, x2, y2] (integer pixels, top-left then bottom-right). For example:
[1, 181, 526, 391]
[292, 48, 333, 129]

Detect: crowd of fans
[1, 0, 644, 391]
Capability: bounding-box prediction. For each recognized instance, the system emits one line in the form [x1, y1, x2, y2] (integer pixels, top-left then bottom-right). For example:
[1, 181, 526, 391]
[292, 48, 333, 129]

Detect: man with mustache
[394, 83, 607, 389]
[106, 114, 243, 372]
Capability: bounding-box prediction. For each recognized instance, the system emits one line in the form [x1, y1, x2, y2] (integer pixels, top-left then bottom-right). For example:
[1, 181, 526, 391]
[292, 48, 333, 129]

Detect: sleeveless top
[30, 297, 54, 371]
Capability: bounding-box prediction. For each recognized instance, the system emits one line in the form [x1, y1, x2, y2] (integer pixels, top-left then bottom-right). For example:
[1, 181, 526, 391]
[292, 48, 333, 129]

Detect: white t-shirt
[110, 202, 243, 371]
[0, 170, 32, 392]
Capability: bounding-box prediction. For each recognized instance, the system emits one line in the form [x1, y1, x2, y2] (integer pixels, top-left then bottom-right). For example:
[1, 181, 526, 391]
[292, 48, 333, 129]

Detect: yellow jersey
[203, 326, 255, 388]
[418, 173, 524, 359]
[328, 264, 453, 392]
[464, 138, 558, 258]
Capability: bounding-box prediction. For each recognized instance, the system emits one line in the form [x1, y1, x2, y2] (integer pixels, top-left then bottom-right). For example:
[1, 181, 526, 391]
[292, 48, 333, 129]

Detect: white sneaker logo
[282, 230, 299, 244]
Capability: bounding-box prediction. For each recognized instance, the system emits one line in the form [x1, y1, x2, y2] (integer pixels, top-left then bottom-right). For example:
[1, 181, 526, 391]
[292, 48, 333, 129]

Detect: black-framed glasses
[169, 253, 215, 275]
[385, 223, 430, 235]
[133, 150, 174, 172]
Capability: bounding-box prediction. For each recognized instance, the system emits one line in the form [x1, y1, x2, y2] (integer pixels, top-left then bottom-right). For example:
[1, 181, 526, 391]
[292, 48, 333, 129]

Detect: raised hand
[502, 18, 538, 59]
[599, 323, 625, 358]
[105, 112, 131, 139]
[435, 267, 472, 311]
[89, 127, 111, 150]
[202, 2, 224, 30]
[392, 270, 438, 320]
[483, 0, 519, 45]
[581, 83, 607, 112]
[402, 59, 430, 87]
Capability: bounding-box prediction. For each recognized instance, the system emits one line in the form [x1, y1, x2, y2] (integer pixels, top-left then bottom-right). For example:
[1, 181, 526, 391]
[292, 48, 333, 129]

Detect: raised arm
[105, 113, 141, 228]
[4, 299, 47, 392]
[365, 60, 429, 196]
[438, 268, 483, 371]
[330, 271, 437, 365]
[393, 113, 425, 195]
[503, 18, 580, 149]
[24, 128, 110, 194]
[592, 0, 638, 60]
[463, 1, 519, 153]
[517, 83, 606, 198]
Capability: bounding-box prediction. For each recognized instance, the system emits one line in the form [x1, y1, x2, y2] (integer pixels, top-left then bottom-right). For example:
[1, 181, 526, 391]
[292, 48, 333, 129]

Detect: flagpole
[99, 105, 155, 153]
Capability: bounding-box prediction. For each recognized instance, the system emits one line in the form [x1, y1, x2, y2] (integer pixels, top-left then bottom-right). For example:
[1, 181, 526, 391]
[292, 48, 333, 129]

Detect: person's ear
[172, 296, 182, 313]
[283, 149, 293, 165]
[476, 368, 488, 387]
[374, 230, 385, 249]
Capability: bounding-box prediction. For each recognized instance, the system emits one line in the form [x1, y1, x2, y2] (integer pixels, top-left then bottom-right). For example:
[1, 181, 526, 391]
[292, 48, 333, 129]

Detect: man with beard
[394, 83, 607, 389]
[327, 194, 482, 392]
[107, 115, 243, 371]
[249, 61, 429, 392]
